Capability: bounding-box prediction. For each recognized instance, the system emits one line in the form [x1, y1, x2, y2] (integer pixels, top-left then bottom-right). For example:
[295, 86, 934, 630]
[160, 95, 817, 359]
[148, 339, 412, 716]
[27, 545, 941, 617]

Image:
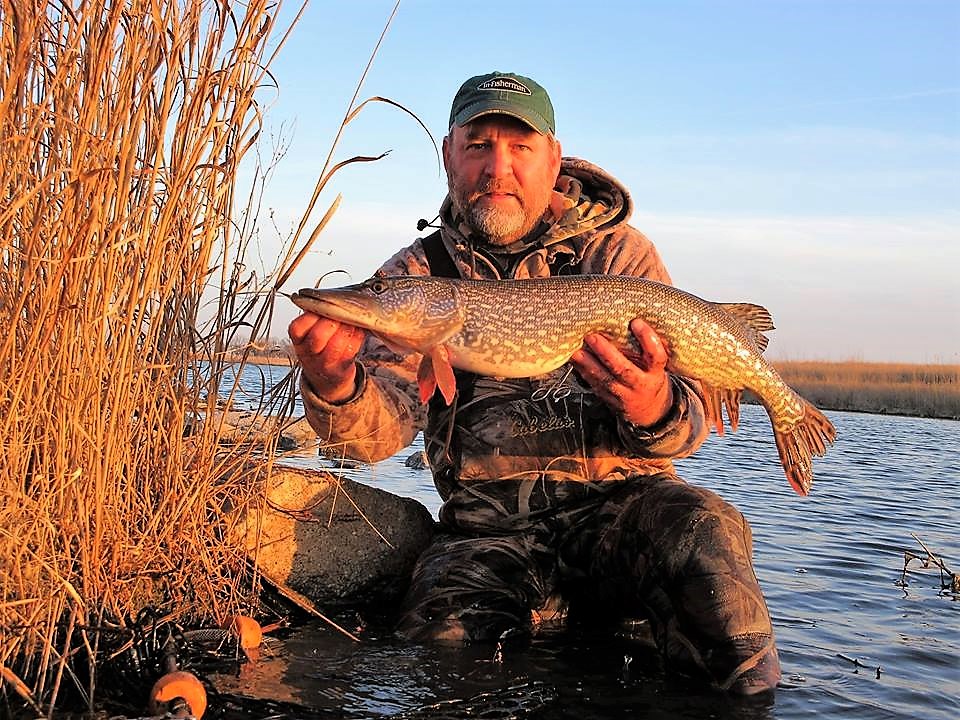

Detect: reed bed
[0, 0, 302, 712]
[772, 360, 960, 420]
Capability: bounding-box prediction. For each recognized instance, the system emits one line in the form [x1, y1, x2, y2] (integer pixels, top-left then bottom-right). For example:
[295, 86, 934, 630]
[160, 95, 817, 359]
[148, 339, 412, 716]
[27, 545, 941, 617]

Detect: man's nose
[484, 144, 513, 179]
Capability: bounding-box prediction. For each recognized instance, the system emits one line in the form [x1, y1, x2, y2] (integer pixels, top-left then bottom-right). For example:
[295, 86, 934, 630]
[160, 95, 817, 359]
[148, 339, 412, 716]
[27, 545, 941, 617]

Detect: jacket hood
[439, 157, 634, 260]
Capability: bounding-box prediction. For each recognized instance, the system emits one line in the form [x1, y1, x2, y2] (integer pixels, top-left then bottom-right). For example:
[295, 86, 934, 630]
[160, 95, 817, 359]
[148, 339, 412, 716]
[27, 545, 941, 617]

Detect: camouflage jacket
[301, 157, 709, 532]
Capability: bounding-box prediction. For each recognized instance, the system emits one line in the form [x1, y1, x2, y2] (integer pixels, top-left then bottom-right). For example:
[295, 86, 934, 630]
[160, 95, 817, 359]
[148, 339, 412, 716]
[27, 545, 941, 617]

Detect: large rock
[200, 412, 318, 451]
[231, 465, 435, 612]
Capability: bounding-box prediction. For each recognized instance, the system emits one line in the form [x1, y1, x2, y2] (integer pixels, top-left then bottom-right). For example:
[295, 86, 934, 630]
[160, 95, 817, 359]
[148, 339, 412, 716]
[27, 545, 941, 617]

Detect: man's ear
[441, 135, 451, 172]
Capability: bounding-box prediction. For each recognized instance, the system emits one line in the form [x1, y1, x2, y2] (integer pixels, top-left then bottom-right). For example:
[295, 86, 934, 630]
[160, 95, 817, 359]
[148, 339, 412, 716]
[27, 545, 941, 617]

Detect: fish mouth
[290, 287, 385, 332]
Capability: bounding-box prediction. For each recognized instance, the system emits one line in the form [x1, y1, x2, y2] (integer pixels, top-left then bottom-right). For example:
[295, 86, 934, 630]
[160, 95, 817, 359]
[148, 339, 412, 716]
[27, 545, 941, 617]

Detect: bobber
[148, 669, 207, 719]
[222, 614, 263, 649]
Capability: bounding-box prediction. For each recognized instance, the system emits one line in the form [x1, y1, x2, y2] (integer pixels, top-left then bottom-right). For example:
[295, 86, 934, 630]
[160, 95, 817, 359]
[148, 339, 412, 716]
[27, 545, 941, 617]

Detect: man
[288, 72, 781, 694]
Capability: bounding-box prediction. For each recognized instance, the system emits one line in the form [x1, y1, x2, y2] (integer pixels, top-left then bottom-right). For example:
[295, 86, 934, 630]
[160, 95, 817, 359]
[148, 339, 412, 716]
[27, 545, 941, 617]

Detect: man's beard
[449, 179, 545, 246]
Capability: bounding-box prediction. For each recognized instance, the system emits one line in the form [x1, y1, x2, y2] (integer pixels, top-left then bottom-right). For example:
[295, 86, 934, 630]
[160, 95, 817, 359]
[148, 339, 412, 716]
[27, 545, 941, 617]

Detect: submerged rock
[229, 465, 434, 612]
[190, 412, 320, 452]
[280, 416, 320, 449]
[404, 450, 430, 470]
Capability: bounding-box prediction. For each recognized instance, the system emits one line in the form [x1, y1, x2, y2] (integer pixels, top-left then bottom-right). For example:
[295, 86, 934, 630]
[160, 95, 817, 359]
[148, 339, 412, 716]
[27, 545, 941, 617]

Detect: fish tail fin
[773, 401, 837, 496]
[700, 383, 742, 435]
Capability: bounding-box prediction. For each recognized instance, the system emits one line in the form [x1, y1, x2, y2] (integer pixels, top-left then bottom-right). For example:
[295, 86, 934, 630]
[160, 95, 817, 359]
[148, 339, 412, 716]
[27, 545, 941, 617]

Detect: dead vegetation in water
[897, 534, 960, 597]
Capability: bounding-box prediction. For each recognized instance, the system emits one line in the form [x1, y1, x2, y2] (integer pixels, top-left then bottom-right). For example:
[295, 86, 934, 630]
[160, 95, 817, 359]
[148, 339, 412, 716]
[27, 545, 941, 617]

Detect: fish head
[292, 276, 465, 352]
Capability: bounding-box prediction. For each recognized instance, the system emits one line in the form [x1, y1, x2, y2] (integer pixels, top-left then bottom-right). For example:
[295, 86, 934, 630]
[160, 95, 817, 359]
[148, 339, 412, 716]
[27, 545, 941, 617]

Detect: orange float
[222, 614, 263, 649]
[148, 669, 207, 719]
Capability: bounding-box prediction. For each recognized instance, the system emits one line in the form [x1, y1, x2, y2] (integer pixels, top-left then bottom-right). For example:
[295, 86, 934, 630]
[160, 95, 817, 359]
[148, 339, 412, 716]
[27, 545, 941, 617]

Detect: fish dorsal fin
[717, 302, 774, 353]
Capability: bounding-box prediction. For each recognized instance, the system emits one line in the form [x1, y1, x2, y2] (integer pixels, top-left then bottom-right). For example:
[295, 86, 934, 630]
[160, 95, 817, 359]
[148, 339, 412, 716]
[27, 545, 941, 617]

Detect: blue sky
[248, 0, 959, 363]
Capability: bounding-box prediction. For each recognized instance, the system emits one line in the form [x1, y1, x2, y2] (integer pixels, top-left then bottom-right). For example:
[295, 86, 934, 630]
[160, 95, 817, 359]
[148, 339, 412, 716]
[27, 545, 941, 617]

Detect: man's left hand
[570, 318, 673, 428]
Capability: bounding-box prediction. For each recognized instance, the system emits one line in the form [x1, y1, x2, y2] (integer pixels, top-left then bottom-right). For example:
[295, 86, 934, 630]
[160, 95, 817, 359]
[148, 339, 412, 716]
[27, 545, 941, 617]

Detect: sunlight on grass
[0, 0, 300, 709]
[773, 361, 960, 419]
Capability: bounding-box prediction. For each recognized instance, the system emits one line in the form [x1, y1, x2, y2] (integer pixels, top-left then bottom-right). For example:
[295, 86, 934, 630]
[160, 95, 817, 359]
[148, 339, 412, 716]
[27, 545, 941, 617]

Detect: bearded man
[289, 71, 781, 695]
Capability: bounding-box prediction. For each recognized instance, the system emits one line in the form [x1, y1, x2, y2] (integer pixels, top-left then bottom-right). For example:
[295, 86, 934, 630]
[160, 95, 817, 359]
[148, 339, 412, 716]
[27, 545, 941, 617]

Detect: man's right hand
[288, 313, 366, 403]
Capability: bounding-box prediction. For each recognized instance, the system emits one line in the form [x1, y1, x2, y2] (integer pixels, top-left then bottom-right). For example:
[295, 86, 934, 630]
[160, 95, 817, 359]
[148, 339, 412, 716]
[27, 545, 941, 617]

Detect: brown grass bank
[771, 360, 960, 420]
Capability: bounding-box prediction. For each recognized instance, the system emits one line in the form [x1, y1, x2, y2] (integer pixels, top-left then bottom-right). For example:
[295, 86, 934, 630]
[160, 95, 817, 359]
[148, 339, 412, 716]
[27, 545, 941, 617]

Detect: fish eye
[368, 278, 388, 294]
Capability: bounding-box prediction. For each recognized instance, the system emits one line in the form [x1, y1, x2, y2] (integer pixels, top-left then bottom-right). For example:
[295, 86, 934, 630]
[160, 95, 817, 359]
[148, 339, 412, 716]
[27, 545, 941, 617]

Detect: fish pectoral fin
[431, 345, 457, 404]
[416, 346, 456, 405]
[416, 355, 436, 403]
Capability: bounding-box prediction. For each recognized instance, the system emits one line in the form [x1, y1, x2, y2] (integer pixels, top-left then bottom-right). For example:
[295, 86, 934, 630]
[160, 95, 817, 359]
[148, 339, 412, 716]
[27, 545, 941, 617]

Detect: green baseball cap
[448, 71, 555, 135]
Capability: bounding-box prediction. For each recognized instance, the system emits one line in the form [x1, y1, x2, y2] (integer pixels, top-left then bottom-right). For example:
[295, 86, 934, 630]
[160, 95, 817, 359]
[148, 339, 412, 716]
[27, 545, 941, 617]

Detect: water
[217, 365, 960, 719]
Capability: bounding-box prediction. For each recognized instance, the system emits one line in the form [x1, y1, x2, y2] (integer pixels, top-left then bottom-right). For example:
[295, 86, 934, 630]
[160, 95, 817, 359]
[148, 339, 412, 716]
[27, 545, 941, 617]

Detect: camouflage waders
[397, 473, 780, 694]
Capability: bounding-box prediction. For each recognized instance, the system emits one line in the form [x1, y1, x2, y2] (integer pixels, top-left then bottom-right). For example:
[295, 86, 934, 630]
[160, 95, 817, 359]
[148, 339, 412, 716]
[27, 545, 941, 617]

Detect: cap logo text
[476, 77, 531, 95]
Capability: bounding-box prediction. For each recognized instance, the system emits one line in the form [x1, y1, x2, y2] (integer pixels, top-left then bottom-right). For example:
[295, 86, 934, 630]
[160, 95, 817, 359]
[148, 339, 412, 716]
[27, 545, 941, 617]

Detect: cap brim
[452, 100, 550, 135]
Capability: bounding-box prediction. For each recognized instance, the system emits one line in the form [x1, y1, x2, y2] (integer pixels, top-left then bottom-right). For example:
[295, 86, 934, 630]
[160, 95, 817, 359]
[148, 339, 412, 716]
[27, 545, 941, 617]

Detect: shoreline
[226, 354, 960, 421]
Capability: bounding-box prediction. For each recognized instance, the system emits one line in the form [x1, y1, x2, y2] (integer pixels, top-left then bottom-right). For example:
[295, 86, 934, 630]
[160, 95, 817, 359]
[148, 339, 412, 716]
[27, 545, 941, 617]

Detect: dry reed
[772, 361, 960, 420]
[0, 0, 301, 712]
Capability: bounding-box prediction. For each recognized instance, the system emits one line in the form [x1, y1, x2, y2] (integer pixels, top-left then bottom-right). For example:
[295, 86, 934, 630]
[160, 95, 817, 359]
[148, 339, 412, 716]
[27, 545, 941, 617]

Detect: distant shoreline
[231, 353, 295, 367]
[764, 360, 959, 421]
[226, 354, 960, 421]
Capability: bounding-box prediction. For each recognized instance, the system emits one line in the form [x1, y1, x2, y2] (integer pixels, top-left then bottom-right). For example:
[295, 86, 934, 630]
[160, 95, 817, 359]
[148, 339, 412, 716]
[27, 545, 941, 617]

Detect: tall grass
[773, 361, 960, 420]
[0, 0, 298, 711]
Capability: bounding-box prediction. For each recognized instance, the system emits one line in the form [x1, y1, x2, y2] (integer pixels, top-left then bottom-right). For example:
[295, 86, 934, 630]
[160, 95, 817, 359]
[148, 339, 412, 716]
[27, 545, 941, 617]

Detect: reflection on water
[222, 366, 960, 719]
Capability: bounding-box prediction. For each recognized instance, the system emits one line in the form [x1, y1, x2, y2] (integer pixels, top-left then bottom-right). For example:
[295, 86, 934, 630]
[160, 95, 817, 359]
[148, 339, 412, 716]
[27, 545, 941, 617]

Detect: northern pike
[292, 275, 836, 495]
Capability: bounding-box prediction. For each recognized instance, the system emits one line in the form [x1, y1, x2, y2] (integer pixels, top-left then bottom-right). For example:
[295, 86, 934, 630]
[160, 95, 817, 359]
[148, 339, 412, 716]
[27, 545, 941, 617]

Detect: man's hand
[570, 318, 673, 428]
[288, 313, 365, 403]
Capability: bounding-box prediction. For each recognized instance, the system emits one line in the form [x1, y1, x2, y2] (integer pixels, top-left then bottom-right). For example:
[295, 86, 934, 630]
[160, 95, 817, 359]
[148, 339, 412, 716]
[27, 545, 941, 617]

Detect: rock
[275, 435, 299, 452]
[320, 456, 364, 470]
[193, 410, 281, 447]
[191, 412, 321, 453]
[403, 450, 430, 470]
[279, 416, 319, 449]
[229, 465, 434, 612]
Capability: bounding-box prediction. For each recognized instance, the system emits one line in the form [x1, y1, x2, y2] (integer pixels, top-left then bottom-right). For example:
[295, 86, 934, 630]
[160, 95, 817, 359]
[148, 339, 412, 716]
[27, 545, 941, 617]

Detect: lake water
[215, 365, 960, 719]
